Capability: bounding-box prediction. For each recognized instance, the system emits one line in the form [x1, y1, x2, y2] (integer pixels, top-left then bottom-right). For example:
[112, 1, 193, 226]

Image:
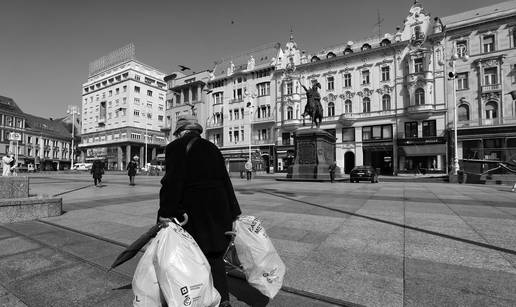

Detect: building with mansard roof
[438, 0, 516, 169]
[0, 96, 27, 162]
[273, 1, 448, 175]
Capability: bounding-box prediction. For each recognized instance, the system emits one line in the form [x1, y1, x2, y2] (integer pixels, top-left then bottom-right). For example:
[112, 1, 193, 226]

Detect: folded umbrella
[109, 213, 189, 270]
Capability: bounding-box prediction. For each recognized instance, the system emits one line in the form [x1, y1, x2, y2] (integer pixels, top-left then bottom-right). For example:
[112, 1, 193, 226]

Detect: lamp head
[451, 53, 459, 61]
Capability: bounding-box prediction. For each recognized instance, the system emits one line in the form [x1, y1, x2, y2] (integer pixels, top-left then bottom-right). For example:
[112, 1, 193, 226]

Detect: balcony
[322, 115, 340, 123]
[406, 104, 435, 113]
[254, 139, 274, 145]
[206, 121, 223, 129]
[481, 84, 501, 93]
[339, 110, 396, 125]
[482, 118, 501, 126]
[229, 98, 243, 104]
[253, 116, 275, 124]
[282, 119, 302, 126]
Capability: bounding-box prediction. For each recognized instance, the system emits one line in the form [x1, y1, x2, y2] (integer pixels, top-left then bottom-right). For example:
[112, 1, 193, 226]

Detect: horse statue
[301, 83, 323, 128]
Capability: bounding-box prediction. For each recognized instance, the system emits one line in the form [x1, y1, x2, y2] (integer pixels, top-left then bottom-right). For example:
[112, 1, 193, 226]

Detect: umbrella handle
[173, 213, 188, 226]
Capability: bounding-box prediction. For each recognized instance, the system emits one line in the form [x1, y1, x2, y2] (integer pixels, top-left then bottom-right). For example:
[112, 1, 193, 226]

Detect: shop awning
[400, 144, 446, 157]
[156, 153, 165, 161]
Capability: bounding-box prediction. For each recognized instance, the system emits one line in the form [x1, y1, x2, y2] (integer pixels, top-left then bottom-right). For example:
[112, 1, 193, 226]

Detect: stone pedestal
[289, 128, 337, 181]
[0, 176, 62, 223]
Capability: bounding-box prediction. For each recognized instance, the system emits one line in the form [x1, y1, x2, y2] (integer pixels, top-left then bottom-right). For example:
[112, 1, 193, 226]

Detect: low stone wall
[0, 177, 29, 198]
[0, 197, 62, 223]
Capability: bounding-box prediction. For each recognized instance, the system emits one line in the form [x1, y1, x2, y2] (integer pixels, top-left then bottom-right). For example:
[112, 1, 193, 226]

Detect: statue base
[286, 128, 339, 181]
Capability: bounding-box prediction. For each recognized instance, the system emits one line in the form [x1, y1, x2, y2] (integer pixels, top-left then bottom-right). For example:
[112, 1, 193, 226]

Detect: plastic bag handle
[173, 213, 189, 226]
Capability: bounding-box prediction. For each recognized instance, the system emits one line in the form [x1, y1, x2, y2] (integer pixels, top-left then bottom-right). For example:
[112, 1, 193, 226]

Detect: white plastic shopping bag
[132, 236, 163, 306]
[233, 215, 286, 298]
[154, 222, 220, 307]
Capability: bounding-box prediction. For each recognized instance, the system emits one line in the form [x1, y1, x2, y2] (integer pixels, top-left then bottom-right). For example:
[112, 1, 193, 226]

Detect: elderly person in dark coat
[158, 114, 241, 307]
[90, 159, 104, 186]
[126, 157, 138, 186]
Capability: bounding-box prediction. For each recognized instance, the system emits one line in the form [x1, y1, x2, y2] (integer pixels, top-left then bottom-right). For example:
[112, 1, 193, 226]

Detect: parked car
[350, 165, 379, 183]
[72, 163, 93, 171]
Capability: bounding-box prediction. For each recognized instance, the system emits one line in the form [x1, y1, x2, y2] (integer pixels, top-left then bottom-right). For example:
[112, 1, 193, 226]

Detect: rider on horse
[301, 82, 323, 128]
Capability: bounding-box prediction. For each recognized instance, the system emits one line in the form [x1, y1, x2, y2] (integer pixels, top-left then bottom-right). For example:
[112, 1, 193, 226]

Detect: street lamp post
[245, 92, 256, 161]
[448, 52, 469, 175]
[67, 105, 79, 169]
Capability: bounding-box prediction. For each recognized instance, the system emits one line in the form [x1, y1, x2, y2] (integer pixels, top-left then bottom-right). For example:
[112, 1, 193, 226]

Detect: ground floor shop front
[220, 145, 275, 173]
[78, 143, 164, 171]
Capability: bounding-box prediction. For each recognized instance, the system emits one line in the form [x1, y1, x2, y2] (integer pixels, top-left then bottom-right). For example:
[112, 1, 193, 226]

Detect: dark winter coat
[127, 161, 137, 177]
[91, 160, 104, 179]
[159, 132, 241, 254]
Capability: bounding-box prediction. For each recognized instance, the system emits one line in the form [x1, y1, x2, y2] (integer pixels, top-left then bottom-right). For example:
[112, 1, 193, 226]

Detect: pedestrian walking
[1, 152, 14, 177]
[328, 161, 337, 183]
[158, 114, 241, 307]
[127, 157, 138, 186]
[245, 159, 253, 181]
[90, 159, 104, 186]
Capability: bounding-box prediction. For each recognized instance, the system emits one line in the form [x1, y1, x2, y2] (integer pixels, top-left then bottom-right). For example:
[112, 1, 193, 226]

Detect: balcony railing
[339, 110, 396, 121]
[282, 119, 302, 126]
[482, 118, 500, 126]
[406, 104, 435, 113]
[322, 115, 340, 123]
[206, 121, 223, 129]
[481, 84, 501, 93]
[229, 98, 243, 104]
[253, 116, 275, 123]
[254, 139, 274, 145]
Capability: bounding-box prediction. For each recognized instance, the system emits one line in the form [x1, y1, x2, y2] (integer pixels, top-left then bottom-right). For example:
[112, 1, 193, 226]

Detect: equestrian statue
[301, 82, 323, 128]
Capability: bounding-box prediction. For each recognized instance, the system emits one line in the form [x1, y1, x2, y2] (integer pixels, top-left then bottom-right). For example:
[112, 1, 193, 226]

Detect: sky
[0, 0, 507, 118]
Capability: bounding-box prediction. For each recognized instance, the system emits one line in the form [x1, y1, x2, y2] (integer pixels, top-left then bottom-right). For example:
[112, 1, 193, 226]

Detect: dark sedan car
[350, 166, 379, 183]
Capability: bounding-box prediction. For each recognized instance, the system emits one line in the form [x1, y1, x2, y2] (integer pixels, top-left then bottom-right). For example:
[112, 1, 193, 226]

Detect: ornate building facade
[440, 0, 516, 166]
[79, 44, 167, 170]
[205, 43, 281, 172]
[274, 1, 447, 174]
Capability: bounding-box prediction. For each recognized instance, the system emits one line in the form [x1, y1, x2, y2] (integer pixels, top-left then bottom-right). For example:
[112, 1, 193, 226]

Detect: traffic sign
[8, 132, 21, 141]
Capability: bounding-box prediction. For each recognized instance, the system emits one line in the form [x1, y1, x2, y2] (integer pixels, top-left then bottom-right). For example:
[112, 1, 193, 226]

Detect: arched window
[458, 104, 469, 121]
[345, 99, 352, 113]
[311, 56, 320, 62]
[344, 47, 353, 55]
[328, 102, 335, 117]
[362, 97, 371, 113]
[326, 52, 336, 59]
[485, 101, 498, 119]
[380, 39, 391, 47]
[382, 95, 391, 110]
[361, 43, 371, 51]
[415, 88, 425, 105]
[287, 106, 293, 120]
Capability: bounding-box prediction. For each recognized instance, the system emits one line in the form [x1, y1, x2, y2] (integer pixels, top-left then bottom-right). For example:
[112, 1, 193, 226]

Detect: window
[257, 82, 270, 96]
[109, 90, 112, 97]
[191, 86, 198, 101]
[234, 109, 239, 120]
[362, 126, 371, 140]
[405, 122, 418, 138]
[382, 95, 391, 110]
[327, 76, 334, 91]
[361, 44, 371, 51]
[342, 128, 355, 141]
[414, 58, 423, 73]
[123, 86, 127, 92]
[134, 98, 140, 105]
[287, 107, 293, 120]
[483, 35, 495, 53]
[116, 88, 120, 95]
[422, 120, 436, 137]
[234, 130, 239, 143]
[134, 110, 140, 116]
[381, 66, 390, 81]
[282, 133, 291, 145]
[458, 104, 469, 121]
[415, 88, 425, 105]
[484, 67, 498, 85]
[213, 92, 223, 104]
[361, 70, 370, 85]
[147, 113, 152, 119]
[513, 28, 516, 48]
[328, 102, 335, 117]
[183, 89, 189, 102]
[344, 73, 352, 87]
[485, 101, 498, 119]
[456, 40, 468, 58]
[147, 102, 152, 109]
[344, 47, 353, 55]
[344, 99, 352, 113]
[147, 90, 153, 97]
[362, 97, 371, 113]
[457, 73, 469, 90]
[134, 86, 140, 93]
[286, 82, 293, 95]
[135, 74, 141, 81]
[361, 125, 392, 140]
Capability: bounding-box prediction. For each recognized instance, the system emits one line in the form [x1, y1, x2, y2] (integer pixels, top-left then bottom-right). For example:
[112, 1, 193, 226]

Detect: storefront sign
[87, 147, 107, 159]
[398, 137, 445, 146]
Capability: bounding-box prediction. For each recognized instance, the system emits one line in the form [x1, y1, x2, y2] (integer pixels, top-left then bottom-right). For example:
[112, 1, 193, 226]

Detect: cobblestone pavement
[1, 173, 515, 306]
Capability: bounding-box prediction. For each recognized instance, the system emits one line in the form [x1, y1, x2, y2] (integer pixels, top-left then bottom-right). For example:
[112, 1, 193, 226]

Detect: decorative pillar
[126, 144, 131, 168]
[117, 146, 123, 171]
[140, 146, 145, 168]
[152, 147, 157, 160]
